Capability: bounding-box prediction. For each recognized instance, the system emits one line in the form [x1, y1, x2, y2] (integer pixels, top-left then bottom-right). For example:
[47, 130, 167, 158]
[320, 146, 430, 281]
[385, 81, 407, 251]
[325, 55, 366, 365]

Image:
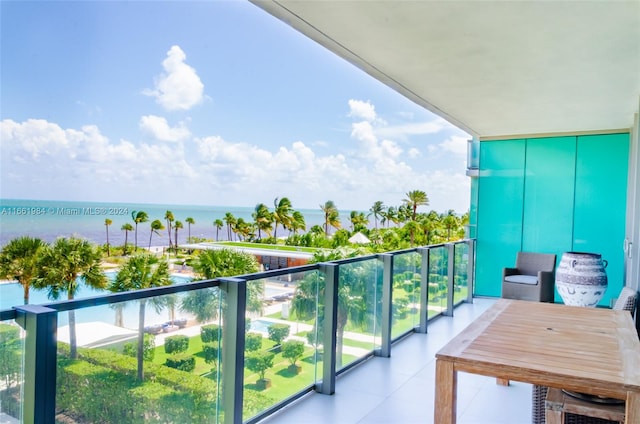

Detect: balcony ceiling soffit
[251, 1, 640, 139]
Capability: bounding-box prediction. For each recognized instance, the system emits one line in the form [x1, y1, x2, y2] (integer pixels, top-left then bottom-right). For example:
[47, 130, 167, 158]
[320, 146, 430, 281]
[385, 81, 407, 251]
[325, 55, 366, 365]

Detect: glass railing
[391, 250, 422, 338]
[0, 239, 474, 424]
[0, 315, 24, 423]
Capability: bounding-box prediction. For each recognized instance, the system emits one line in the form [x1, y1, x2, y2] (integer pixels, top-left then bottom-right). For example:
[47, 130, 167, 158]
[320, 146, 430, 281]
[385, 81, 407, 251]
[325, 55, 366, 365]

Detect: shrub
[164, 335, 189, 354]
[123, 334, 156, 361]
[202, 342, 221, 367]
[281, 340, 304, 366]
[245, 351, 275, 381]
[267, 323, 290, 346]
[201, 324, 221, 343]
[165, 354, 196, 372]
[306, 325, 323, 347]
[245, 333, 263, 352]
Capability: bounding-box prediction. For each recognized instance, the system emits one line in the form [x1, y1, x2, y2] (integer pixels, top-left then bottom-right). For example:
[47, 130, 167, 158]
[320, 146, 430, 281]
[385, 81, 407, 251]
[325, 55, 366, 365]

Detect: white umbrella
[348, 232, 371, 244]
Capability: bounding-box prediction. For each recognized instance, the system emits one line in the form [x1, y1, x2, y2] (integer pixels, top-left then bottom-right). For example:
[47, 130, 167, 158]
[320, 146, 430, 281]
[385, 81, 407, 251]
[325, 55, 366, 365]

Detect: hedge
[164, 335, 189, 354]
[56, 343, 274, 422]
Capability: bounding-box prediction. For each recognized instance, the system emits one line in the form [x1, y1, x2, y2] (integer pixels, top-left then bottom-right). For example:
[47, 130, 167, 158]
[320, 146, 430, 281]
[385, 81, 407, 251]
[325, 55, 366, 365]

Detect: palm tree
[109, 254, 171, 380]
[164, 210, 175, 249]
[182, 249, 262, 323]
[309, 225, 324, 236]
[385, 206, 398, 228]
[234, 218, 252, 241]
[273, 197, 293, 239]
[403, 190, 429, 221]
[121, 223, 134, 255]
[397, 204, 411, 225]
[291, 248, 377, 368]
[131, 210, 149, 251]
[34, 237, 107, 358]
[349, 211, 368, 232]
[148, 219, 164, 249]
[174, 220, 183, 247]
[320, 200, 339, 236]
[320, 200, 336, 236]
[252, 203, 273, 240]
[0, 236, 46, 304]
[104, 218, 112, 256]
[419, 212, 439, 245]
[223, 212, 236, 241]
[443, 209, 459, 241]
[185, 217, 195, 242]
[290, 210, 306, 234]
[368, 201, 385, 230]
[213, 219, 224, 241]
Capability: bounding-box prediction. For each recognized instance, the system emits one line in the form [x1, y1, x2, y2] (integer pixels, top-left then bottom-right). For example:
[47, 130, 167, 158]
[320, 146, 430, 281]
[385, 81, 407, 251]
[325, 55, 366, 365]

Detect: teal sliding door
[475, 139, 525, 297]
[522, 137, 576, 260]
[573, 134, 628, 306]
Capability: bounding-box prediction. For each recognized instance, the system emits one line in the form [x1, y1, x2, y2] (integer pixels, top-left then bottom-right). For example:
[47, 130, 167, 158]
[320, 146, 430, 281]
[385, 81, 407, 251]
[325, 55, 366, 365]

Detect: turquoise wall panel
[573, 133, 629, 306]
[475, 139, 525, 297]
[522, 137, 576, 300]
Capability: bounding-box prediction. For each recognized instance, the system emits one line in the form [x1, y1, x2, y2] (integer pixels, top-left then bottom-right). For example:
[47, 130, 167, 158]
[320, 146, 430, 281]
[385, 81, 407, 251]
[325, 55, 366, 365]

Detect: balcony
[0, 239, 536, 424]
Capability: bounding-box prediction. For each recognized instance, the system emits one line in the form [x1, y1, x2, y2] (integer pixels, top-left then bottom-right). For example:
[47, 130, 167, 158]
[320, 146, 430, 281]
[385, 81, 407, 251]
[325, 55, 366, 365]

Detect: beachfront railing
[0, 239, 475, 424]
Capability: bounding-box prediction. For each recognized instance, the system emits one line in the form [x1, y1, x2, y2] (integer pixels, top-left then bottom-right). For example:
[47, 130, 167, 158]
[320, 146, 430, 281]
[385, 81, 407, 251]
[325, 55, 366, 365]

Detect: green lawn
[215, 241, 322, 254]
[151, 331, 357, 401]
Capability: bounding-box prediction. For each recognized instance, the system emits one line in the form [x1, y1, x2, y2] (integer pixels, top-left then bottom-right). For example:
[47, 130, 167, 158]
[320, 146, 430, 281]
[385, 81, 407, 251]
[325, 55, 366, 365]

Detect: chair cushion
[504, 275, 538, 285]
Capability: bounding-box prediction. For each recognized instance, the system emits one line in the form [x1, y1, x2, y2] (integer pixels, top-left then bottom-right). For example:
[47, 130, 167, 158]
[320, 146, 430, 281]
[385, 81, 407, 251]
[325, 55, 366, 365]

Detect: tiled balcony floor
[258, 297, 532, 424]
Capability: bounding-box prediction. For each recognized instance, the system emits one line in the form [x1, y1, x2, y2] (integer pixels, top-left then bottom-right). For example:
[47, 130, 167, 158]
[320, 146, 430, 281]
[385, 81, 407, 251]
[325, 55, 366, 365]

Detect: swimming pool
[0, 273, 192, 311]
[249, 319, 278, 333]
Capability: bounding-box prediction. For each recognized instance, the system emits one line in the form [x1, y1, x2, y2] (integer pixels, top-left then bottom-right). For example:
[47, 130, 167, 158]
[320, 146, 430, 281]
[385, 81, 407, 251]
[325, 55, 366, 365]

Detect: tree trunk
[114, 304, 124, 327]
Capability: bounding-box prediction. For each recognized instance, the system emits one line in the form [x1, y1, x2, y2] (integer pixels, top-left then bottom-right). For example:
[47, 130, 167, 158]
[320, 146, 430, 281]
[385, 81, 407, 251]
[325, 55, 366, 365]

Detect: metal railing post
[418, 247, 430, 333]
[467, 239, 476, 303]
[318, 262, 338, 395]
[220, 277, 246, 424]
[445, 243, 455, 316]
[377, 254, 393, 358]
[15, 304, 57, 424]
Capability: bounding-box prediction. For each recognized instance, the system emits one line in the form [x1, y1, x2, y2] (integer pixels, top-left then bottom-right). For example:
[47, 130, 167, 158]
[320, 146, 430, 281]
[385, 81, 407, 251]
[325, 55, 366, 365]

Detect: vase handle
[571, 259, 577, 268]
[602, 259, 608, 268]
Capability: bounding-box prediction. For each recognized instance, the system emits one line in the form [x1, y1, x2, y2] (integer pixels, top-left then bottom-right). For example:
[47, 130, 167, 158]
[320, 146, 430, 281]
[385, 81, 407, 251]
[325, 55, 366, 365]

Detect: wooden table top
[436, 299, 640, 400]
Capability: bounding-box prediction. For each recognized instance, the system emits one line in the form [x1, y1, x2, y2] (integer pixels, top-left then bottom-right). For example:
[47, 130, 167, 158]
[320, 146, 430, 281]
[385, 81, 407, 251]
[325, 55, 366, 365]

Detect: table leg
[627, 391, 640, 424]
[434, 358, 457, 424]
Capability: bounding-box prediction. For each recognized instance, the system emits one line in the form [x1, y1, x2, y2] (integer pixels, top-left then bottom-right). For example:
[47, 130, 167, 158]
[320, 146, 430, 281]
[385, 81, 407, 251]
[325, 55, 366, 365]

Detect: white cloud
[143, 45, 204, 111]
[139, 115, 191, 142]
[348, 99, 376, 122]
[438, 135, 468, 155]
[408, 147, 421, 158]
[1, 106, 470, 214]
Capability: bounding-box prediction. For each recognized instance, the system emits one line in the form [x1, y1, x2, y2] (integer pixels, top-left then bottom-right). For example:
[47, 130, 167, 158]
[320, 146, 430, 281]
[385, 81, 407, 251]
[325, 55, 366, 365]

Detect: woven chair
[502, 252, 556, 302]
[531, 286, 638, 424]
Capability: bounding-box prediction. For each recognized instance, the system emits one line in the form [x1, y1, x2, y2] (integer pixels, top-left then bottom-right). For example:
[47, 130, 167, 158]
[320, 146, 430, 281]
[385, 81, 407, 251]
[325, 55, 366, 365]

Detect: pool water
[249, 319, 276, 333]
[0, 273, 193, 327]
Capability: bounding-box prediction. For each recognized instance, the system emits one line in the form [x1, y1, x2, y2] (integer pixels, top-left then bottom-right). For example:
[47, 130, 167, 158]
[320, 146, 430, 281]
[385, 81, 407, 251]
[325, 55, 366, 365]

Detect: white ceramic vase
[555, 252, 608, 307]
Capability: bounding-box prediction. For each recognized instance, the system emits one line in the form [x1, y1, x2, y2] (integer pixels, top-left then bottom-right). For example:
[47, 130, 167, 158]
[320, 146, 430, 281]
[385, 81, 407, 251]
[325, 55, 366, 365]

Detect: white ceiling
[251, 1, 640, 139]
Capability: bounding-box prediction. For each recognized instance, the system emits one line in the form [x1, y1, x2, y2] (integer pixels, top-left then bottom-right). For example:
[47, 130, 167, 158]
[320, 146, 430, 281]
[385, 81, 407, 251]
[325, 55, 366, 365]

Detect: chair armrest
[537, 270, 556, 302]
[537, 270, 554, 282]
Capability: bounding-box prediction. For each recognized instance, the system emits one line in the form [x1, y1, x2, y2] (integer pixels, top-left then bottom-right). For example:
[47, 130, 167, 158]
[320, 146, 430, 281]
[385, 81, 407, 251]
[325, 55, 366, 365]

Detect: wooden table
[434, 299, 640, 424]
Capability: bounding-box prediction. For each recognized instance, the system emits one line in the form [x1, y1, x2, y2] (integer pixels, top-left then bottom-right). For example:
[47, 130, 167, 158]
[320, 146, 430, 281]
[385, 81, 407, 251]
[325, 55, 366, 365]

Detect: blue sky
[1, 0, 471, 214]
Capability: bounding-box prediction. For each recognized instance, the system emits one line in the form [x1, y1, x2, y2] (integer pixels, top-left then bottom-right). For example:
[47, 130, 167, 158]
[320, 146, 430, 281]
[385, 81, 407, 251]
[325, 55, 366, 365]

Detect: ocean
[0, 198, 354, 247]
